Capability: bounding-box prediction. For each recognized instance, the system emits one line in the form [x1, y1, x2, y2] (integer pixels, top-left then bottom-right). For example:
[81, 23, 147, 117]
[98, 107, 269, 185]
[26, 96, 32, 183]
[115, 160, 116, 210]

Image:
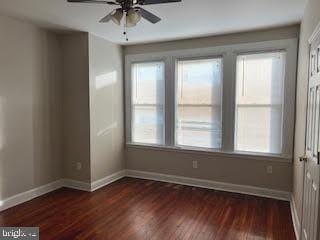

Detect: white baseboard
[0, 169, 292, 213]
[290, 195, 301, 240]
[126, 170, 291, 201]
[0, 180, 63, 212]
[90, 170, 126, 191]
[0, 171, 125, 212]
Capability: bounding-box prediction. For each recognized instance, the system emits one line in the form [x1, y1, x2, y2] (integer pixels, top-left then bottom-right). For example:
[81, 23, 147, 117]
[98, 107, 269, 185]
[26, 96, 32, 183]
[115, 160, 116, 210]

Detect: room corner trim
[90, 170, 127, 191]
[0, 180, 63, 212]
[290, 195, 301, 240]
[61, 179, 91, 192]
[126, 169, 291, 201]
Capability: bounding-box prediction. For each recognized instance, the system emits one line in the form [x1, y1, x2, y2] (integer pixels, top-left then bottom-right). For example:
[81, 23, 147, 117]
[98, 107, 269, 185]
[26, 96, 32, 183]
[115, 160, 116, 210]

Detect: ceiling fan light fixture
[111, 9, 123, 25]
[126, 8, 141, 27]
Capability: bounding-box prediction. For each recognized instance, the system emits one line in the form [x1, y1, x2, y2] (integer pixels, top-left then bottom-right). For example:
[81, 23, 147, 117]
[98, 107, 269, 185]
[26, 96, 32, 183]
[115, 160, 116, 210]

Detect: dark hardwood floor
[0, 177, 295, 240]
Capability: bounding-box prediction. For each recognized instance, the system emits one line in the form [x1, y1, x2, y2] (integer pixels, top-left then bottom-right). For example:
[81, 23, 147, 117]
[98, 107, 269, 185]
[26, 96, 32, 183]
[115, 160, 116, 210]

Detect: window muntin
[175, 58, 223, 149]
[235, 52, 286, 154]
[131, 62, 165, 145]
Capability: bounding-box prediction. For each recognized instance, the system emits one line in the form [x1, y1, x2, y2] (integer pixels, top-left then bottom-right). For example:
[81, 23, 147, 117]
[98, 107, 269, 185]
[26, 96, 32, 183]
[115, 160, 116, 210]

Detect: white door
[301, 27, 320, 240]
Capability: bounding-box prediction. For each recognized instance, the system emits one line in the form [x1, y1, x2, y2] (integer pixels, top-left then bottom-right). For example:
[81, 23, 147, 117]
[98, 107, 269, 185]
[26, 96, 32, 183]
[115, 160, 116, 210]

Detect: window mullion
[125, 58, 133, 143]
[221, 52, 236, 152]
[165, 57, 175, 146]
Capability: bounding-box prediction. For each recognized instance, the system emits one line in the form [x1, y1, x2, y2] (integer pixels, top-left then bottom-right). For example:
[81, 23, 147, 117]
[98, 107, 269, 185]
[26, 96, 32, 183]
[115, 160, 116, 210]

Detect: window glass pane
[176, 58, 223, 149]
[131, 62, 165, 144]
[235, 52, 286, 154]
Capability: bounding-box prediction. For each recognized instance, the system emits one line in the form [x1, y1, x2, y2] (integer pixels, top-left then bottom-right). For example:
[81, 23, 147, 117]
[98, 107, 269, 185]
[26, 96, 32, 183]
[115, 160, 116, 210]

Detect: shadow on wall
[32, 31, 63, 187]
[0, 96, 4, 206]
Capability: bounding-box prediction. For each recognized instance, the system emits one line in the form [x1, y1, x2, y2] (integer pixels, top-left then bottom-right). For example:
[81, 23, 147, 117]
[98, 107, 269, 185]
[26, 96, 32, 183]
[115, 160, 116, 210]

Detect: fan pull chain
[123, 14, 129, 42]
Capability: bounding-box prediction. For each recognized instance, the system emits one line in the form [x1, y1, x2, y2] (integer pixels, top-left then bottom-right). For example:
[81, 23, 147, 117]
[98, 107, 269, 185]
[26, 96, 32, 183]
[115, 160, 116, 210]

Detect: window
[131, 62, 165, 144]
[235, 52, 286, 154]
[176, 58, 223, 149]
[126, 39, 297, 160]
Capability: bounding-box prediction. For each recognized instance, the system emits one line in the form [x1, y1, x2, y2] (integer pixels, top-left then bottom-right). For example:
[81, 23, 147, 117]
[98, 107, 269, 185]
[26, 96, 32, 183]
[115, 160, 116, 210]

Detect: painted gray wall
[0, 15, 62, 199]
[88, 34, 125, 182]
[124, 25, 300, 192]
[126, 147, 292, 191]
[0, 11, 303, 206]
[293, 0, 320, 226]
[60, 33, 126, 183]
[0, 19, 126, 201]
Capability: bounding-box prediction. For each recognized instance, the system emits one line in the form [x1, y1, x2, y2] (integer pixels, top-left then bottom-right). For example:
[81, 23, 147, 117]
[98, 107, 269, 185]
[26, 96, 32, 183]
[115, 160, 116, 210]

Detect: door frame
[299, 21, 320, 240]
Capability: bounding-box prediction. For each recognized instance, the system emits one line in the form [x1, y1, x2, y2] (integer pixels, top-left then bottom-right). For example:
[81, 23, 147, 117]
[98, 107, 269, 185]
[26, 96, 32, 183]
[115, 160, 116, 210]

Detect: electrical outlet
[76, 162, 82, 171]
[267, 166, 273, 174]
[192, 160, 198, 169]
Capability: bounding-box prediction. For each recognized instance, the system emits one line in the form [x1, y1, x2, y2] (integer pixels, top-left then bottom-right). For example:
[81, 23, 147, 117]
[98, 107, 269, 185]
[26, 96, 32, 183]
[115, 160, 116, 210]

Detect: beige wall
[88, 34, 124, 182]
[293, 0, 320, 225]
[0, 15, 62, 199]
[61, 33, 91, 182]
[124, 25, 300, 192]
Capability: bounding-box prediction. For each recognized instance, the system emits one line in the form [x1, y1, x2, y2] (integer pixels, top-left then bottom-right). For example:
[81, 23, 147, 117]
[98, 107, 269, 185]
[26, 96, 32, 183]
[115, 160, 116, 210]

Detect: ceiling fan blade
[138, 0, 181, 5]
[67, 0, 118, 5]
[106, 1, 119, 5]
[99, 10, 116, 22]
[135, 7, 161, 24]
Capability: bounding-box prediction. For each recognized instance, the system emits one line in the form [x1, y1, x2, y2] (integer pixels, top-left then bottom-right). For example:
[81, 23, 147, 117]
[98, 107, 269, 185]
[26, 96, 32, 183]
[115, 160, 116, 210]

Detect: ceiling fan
[67, 0, 182, 27]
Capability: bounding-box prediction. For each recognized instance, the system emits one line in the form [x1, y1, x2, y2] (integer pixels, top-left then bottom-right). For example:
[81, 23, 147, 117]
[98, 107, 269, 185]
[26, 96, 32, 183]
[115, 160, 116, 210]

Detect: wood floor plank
[0, 177, 295, 240]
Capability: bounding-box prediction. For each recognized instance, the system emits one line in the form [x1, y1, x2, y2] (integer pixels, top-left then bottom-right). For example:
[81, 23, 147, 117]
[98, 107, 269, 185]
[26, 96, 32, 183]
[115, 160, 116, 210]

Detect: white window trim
[125, 38, 298, 162]
[234, 51, 286, 155]
[130, 61, 166, 145]
[174, 55, 224, 150]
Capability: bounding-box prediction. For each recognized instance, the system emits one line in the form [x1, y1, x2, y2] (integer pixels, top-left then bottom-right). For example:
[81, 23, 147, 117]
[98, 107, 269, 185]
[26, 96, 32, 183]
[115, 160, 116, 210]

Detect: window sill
[126, 143, 292, 163]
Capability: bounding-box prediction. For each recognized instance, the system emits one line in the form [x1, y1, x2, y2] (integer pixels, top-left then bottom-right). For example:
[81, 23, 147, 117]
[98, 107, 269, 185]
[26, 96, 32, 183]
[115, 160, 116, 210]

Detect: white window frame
[234, 50, 286, 155]
[125, 56, 170, 146]
[125, 39, 298, 162]
[130, 60, 166, 145]
[174, 55, 224, 150]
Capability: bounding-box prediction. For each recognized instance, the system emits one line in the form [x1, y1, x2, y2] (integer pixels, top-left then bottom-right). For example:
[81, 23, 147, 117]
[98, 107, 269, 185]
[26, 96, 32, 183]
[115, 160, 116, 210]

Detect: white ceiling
[0, 0, 306, 45]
